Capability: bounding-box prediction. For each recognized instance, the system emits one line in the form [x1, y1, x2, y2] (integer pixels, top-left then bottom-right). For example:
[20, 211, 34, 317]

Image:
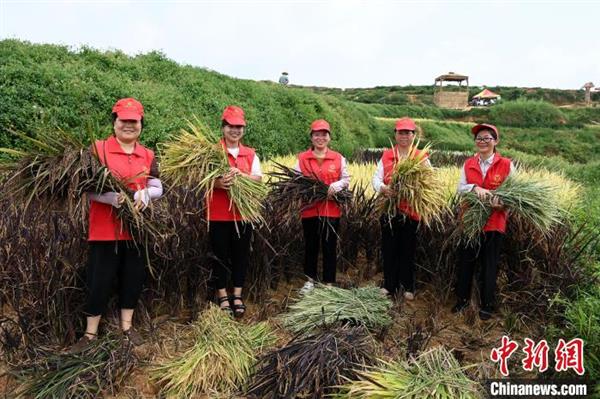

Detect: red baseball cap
[310, 119, 331, 133]
[471, 123, 499, 139]
[395, 117, 416, 131]
[221, 105, 246, 126]
[112, 98, 144, 121]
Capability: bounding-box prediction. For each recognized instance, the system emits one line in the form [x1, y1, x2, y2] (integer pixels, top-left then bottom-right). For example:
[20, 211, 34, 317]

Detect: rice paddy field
[1, 40, 600, 397]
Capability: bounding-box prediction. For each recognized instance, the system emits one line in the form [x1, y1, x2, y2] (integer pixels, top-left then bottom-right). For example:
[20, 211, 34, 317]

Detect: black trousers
[209, 221, 253, 290]
[85, 241, 146, 316]
[302, 217, 339, 284]
[381, 215, 418, 294]
[455, 231, 504, 310]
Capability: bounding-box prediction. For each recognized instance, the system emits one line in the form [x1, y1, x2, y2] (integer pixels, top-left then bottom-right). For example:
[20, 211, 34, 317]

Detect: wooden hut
[433, 72, 469, 109]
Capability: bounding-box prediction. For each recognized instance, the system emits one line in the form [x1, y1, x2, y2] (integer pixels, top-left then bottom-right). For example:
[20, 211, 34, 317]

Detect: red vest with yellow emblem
[463, 153, 512, 233]
[88, 136, 155, 241]
[381, 145, 426, 221]
[207, 141, 256, 222]
[298, 149, 343, 218]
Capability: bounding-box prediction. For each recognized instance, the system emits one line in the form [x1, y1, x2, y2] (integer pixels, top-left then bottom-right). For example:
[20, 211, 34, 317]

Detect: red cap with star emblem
[310, 119, 331, 133]
[471, 123, 499, 139]
[221, 105, 246, 126]
[112, 98, 144, 121]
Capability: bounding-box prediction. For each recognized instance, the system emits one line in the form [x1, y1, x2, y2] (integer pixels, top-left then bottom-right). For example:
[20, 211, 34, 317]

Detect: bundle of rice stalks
[378, 143, 449, 227]
[0, 128, 107, 210]
[246, 326, 376, 399]
[150, 305, 275, 397]
[280, 284, 392, 334]
[159, 119, 268, 226]
[0, 128, 172, 251]
[335, 346, 481, 399]
[9, 332, 137, 398]
[459, 175, 565, 246]
[517, 168, 581, 212]
[267, 161, 353, 222]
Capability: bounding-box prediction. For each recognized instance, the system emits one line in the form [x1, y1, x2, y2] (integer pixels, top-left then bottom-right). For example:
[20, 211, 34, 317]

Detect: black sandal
[217, 295, 233, 315]
[231, 295, 246, 318]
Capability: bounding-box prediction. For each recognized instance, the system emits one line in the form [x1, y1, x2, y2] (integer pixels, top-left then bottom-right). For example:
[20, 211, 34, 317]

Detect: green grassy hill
[0, 40, 389, 157]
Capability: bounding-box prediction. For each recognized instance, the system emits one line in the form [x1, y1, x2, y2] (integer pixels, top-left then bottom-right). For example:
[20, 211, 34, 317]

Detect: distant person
[279, 71, 289, 85]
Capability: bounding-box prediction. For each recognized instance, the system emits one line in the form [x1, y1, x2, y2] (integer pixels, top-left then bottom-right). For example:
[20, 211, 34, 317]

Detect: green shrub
[489, 100, 565, 128]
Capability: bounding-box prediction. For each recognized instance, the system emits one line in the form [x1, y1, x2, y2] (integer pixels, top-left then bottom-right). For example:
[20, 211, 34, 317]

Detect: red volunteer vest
[381, 145, 426, 221]
[463, 153, 512, 233]
[207, 141, 256, 221]
[298, 149, 343, 219]
[88, 136, 155, 241]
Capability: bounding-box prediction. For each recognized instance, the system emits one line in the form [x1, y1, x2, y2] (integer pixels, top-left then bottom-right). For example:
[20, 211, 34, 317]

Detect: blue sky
[2, 0, 599, 89]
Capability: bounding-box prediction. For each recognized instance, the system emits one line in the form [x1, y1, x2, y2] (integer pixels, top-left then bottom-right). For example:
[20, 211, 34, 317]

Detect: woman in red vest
[372, 117, 429, 300]
[296, 119, 350, 294]
[209, 105, 263, 317]
[71, 98, 163, 352]
[452, 123, 515, 320]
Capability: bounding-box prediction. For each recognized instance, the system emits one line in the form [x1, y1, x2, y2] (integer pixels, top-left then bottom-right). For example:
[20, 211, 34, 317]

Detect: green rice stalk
[459, 175, 565, 246]
[246, 325, 376, 399]
[9, 332, 137, 399]
[150, 305, 275, 398]
[378, 142, 449, 227]
[335, 346, 482, 398]
[279, 284, 392, 334]
[159, 118, 267, 227]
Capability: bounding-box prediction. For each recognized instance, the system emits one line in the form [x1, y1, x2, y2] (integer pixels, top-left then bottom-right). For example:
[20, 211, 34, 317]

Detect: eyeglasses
[475, 137, 495, 143]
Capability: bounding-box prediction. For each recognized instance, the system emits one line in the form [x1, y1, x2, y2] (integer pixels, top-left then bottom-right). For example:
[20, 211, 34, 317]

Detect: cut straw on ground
[279, 284, 393, 334]
[9, 332, 137, 399]
[246, 325, 376, 399]
[150, 305, 275, 397]
[335, 346, 482, 398]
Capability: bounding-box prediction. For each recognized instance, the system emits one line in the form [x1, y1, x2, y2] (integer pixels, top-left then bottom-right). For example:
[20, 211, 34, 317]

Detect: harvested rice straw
[280, 284, 392, 333]
[335, 346, 481, 399]
[150, 305, 275, 397]
[459, 174, 565, 246]
[378, 142, 449, 227]
[159, 118, 268, 227]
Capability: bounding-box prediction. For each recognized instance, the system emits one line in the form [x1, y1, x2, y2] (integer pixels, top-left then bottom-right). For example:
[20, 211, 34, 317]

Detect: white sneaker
[404, 292, 415, 301]
[299, 280, 315, 295]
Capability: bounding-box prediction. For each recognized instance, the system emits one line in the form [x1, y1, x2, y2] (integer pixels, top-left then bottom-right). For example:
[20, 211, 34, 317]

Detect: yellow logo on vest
[492, 174, 502, 185]
[328, 164, 336, 172]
